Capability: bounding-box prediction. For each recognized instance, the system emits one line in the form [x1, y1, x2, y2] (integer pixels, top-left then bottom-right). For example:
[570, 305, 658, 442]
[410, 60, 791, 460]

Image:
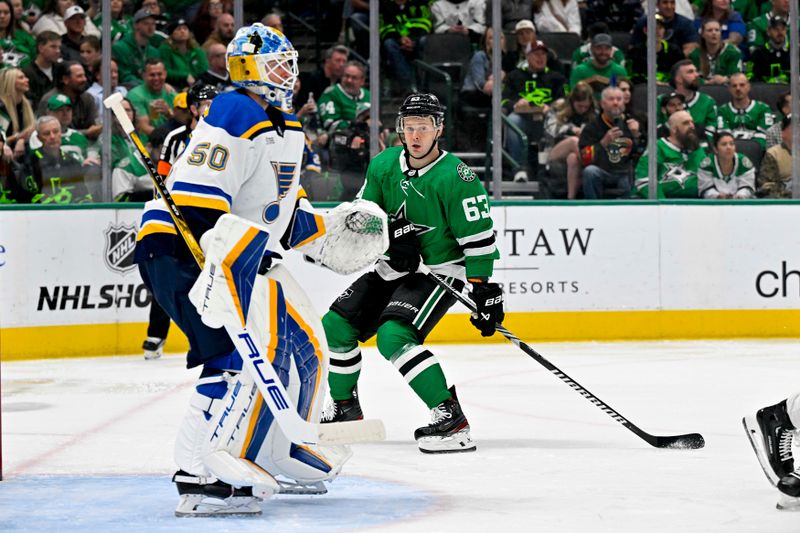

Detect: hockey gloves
[387, 218, 420, 273]
[469, 282, 504, 337]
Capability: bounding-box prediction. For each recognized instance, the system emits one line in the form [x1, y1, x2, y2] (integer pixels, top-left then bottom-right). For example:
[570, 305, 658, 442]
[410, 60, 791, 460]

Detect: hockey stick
[104, 93, 384, 446]
[419, 264, 705, 450]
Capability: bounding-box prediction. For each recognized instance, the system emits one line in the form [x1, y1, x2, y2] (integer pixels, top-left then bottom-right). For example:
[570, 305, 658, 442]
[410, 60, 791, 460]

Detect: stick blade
[653, 432, 705, 449]
[316, 419, 386, 445]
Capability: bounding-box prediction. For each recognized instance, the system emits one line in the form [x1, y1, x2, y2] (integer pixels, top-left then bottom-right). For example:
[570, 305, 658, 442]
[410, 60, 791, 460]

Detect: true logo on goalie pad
[103, 224, 138, 274]
[238, 331, 289, 411]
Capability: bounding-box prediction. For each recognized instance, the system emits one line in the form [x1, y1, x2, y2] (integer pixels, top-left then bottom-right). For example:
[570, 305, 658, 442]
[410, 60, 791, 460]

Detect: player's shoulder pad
[203, 90, 275, 140]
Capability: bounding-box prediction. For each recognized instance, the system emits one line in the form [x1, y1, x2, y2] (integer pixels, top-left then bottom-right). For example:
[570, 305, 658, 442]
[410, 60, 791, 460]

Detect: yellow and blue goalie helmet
[227, 23, 298, 108]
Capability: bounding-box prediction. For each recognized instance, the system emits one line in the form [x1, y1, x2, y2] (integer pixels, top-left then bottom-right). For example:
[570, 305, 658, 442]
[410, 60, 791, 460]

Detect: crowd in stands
[0, 0, 798, 204]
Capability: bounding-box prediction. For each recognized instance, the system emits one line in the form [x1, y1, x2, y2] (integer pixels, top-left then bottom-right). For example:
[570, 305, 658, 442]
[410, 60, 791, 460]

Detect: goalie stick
[104, 93, 384, 446]
[419, 264, 705, 450]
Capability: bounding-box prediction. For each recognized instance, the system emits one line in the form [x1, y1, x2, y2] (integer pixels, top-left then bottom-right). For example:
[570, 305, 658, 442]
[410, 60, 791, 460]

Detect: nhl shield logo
[104, 224, 138, 274]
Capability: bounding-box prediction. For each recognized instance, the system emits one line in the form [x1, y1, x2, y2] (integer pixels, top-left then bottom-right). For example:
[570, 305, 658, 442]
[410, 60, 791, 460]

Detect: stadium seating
[750, 83, 790, 111]
[735, 138, 764, 170]
[699, 84, 731, 107]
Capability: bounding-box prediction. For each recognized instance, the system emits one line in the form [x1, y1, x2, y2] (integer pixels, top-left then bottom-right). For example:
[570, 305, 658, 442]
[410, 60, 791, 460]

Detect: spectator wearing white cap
[32, 0, 99, 37]
[533, 0, 581, 36]
[513, 19, 563, 73]
[60, 5, 86, 62]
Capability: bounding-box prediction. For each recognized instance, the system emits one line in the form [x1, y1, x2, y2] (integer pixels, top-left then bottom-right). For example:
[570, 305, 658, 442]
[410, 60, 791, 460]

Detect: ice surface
[2, 340, 800, 532]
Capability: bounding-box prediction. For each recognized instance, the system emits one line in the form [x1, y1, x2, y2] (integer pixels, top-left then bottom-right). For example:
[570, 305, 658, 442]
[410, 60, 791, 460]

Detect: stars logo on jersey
[457, 162, 476, 182]
[391, 202, 435, 237]
[742, 156, 753, 169]
[662, 164, 693, 187]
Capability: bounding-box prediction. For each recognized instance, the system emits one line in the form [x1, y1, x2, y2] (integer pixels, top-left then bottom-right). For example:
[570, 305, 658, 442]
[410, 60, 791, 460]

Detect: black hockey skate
[142, 337, 165, 360]
[321, 387, 363, 424]
[414, 386, 476, 454]
[743, 399, 796, 486]
[173, 470, 261, 517]
[779, 469, 800, 498]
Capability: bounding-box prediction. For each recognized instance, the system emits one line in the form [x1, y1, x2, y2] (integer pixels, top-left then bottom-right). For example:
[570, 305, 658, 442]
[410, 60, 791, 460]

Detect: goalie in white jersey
[133, 23, 387, 516]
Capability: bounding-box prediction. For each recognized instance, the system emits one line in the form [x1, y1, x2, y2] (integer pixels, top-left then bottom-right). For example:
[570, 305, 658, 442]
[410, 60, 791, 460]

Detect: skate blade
[277, 480, 328, 495]
[175, 495, 262, 517]
[417, 430, 477, 454]
[742, 416, 780, 487]
[776, 494, 800, 511]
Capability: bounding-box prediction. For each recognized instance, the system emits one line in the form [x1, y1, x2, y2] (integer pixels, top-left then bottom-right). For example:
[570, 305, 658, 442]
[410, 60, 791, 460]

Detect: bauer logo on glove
[469, 282, 504, 337]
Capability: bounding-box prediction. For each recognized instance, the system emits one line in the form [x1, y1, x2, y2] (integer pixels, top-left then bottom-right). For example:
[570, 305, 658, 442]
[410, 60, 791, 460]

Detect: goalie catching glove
[297, 199, 389, 275]
[387, 218, 420, 273]
[469, 281, 504, 337]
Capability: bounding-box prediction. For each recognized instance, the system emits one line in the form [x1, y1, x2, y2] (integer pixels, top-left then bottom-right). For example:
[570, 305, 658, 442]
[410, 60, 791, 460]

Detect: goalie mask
[396, 93, 445, 161]
[227, 23, 298, 108]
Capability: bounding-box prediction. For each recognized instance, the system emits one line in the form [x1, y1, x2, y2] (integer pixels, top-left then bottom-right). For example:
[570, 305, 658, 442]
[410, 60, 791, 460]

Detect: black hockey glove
[387, 218, 420, 273]
[469, 282, 504, 337]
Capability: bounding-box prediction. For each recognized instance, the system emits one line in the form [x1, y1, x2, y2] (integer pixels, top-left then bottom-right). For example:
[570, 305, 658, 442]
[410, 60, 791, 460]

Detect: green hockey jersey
[717, 100, 773, 149]
[358, 146, 499, 280]
[571, 43, 626, 70]
[697, 152, 755, 198]
[634, 138, 707, 198]
[657, 91, 718, 141]
[318, 83, 370, 133]
[688, 43, 743, 80]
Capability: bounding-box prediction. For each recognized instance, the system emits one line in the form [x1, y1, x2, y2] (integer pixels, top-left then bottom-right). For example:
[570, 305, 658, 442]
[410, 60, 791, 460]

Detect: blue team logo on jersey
[263, 162, 298, 223]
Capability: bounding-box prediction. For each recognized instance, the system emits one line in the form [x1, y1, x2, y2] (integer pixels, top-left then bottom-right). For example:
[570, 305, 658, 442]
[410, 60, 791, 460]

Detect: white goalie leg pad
[241, 265, 353, 483]
[188, 213, 271, 330]
[295, 199, 389, 275]
[195, 370, 279, 492]
[175, 372, 238, 478]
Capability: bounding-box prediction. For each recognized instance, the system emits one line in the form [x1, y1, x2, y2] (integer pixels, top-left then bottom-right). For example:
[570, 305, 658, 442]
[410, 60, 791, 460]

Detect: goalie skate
[175, 494, 262, 517]
[415, 386, 476, 454]
[173, 470, 262, 517]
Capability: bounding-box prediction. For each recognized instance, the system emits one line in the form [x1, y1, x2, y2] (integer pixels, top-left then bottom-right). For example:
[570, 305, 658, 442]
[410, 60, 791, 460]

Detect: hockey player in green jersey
[320, 94, 504, 453]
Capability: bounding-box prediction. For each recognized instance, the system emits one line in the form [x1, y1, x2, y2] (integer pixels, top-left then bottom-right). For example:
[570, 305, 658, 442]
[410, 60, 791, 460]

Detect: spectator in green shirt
[127, 57, 175, 139]
[570, 33, 627, 98]
[28, 93, 96, 162]
[158, 18, 208, 89]
[689, 18, 743, 86]
[112, 8, 160, 85]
